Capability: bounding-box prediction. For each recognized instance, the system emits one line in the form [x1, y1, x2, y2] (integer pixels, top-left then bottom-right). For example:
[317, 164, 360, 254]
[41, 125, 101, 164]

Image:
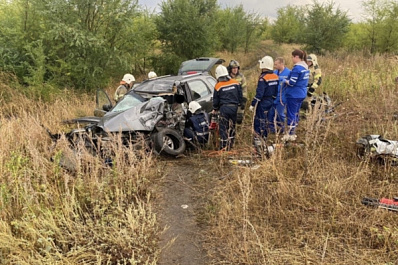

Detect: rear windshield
[180, 60, 213, 72]
[134, 79, 175, 93]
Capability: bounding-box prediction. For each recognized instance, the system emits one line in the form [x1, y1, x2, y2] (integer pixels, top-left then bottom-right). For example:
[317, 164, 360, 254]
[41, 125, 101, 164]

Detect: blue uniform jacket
[285, 61, 310, 99]
[273, 67, 291, 104]
[186, 112, 209, 134]
[251, 71, 279, 106]
[213, 79, 243, 110]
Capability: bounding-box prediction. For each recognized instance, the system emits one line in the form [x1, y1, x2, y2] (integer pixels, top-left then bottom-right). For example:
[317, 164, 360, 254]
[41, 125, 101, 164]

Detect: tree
[361, 0, 388, 54]
[0, 0, 159, 90]
[303, 1, 351, 53]
[270, 5, 306, 44]
[155, 0, 218, 74]
[216, 5, 247, 53]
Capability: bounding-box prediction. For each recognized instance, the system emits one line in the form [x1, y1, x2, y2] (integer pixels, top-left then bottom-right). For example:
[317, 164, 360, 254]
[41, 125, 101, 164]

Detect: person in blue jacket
[268, 57, 291, 134]
[281, 49, 310, 141]
[212, 65, 243, 150]
[249, 55, 278, 139]
[184, 101, 209, 145]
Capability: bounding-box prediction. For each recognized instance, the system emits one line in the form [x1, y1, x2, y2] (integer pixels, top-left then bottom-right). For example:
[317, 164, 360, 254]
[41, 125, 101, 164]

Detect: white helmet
[148, 71, 157, 79]
[259, 56, 274, 70]
[122, 73, 135, 83]
[215, 65, 229, 80]
[188, 101, 202, 113]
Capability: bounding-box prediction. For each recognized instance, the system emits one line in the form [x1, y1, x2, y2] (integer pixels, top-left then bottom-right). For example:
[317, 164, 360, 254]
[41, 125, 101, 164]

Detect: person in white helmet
[114, 73, 135, 102]
[212, 65, 243, 150]
[249, 55, 278, 140]
[148, 71, 157, 79]
[184, 101, 209, 145]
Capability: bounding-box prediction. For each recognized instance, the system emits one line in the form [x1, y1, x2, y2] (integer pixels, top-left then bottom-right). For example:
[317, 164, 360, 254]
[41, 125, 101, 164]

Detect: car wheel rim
[163, 136, 174, 149]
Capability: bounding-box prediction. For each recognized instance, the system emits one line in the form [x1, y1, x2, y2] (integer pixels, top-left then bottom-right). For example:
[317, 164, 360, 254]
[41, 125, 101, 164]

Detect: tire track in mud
[157, 159, 208, 265]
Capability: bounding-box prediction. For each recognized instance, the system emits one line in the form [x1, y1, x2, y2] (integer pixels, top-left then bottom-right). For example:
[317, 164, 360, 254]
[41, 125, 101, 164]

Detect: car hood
[98, 97, 165, 132]
[63, 116, 101, 125]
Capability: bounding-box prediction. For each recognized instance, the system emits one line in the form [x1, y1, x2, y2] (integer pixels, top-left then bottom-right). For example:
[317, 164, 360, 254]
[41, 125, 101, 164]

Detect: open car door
[94, 89, 113, 117]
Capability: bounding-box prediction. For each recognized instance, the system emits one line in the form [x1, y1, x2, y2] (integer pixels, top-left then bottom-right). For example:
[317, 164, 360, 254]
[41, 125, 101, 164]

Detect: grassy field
[1, 41, 398, 264]
[202, 42, 398, 264]
[0, 76, 160, 264]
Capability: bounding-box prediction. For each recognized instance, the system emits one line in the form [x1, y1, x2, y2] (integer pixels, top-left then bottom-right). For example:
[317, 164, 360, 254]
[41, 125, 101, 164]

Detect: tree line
[0, 0, 397, 92]
[271, 0, 398, 55]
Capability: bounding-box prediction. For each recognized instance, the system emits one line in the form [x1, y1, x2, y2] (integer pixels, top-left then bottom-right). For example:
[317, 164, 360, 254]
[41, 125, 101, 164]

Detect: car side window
[187, 80, 210, 100]
[206, 77, 216, 90]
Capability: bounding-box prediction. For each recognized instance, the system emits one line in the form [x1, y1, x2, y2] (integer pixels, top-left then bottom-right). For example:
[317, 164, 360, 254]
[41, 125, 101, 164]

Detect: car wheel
[154, 128, 186, 157]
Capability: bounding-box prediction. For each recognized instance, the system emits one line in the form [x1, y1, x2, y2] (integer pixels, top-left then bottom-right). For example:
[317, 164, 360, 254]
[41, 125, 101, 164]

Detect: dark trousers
[253, 99, 273, 139]
[267, 101, 286, 134]
[219, 105, 238, 150]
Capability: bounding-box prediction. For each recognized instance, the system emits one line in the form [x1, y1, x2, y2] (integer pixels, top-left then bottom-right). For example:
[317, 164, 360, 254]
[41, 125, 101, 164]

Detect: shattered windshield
[111, 93, 145, 113]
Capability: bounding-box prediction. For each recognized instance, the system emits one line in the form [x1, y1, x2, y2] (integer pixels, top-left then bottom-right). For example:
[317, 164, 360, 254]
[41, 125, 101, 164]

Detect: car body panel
[98, 97, 165, 132]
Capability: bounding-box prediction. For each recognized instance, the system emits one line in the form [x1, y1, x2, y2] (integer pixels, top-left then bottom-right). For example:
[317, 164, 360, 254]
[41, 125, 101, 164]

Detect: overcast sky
[139, 0, 364, 22]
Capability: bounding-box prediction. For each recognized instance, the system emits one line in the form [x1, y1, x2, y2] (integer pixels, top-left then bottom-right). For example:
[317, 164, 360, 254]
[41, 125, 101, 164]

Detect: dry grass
[0, 84, 160, 264]
[202, 44, 398, 264]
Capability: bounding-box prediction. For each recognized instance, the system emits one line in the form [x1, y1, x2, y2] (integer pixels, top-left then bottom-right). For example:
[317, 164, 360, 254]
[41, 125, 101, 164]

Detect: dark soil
[156, 158, 209, 265]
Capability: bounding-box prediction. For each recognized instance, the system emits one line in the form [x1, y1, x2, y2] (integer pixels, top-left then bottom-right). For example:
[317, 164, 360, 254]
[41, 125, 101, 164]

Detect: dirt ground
[156, 158, 209, 265]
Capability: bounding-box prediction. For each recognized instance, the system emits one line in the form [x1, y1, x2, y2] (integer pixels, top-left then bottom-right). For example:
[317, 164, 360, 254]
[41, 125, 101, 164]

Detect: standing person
[249, 56, 278, 140]
[114, 73, 135, 102]
[268, 57, 291, 134]
[212, 65, 243, 150]
[281, 49, 310, 141]
[302, 53, 322, 111]
[184, 101, 210, 145]
[306, 54, 322, 97]
[228, 60, 247, 124]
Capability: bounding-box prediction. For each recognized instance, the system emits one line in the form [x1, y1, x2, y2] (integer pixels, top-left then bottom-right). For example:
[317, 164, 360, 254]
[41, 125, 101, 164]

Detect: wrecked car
[55, 73, 216, 158]
[356, 135, 398, 165]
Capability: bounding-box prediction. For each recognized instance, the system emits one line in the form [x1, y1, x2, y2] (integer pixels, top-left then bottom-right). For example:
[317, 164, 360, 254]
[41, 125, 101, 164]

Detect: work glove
[249, 105, 254, 112]
[307, 87, 315, 97]
[236, 113, 243, 124]
[241, 97, 247, 110]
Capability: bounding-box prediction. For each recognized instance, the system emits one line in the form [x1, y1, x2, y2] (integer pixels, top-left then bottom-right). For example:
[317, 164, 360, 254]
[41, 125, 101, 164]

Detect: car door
[94, 89, 113, 117]
[186, 78, 214, 113]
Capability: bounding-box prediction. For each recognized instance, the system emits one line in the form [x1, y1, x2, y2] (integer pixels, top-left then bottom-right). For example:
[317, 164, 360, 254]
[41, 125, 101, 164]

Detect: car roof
[132, 73, 214, 94]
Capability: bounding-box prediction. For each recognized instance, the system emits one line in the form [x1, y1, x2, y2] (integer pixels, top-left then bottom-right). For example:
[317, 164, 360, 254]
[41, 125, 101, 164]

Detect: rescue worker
[306, 54, 322, 97]
[114, 73, 135, 102]
[148, 71, 157, 79]
[302, 53, 322, 111]
[212, 65, 243, 150]
[227, 60, 247, 124]
[268, 57, 291, 134]
[249, 56, 278, 140]
[184, 101, 210, 145]
[281, 49, 310, 141]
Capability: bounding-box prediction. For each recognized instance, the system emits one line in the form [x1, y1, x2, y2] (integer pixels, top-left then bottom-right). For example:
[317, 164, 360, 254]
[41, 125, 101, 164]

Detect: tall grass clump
[0, 81, 160, 264]
[204, 45, 398, 264]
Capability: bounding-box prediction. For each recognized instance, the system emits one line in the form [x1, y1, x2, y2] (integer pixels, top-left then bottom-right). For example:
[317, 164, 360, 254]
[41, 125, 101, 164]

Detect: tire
[153, 128, 186, 157]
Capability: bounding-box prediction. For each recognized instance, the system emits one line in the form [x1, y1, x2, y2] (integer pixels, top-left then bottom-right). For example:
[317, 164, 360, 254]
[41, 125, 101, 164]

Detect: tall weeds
[0, 84, 160, 264]
[204, 45, 398, 264]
